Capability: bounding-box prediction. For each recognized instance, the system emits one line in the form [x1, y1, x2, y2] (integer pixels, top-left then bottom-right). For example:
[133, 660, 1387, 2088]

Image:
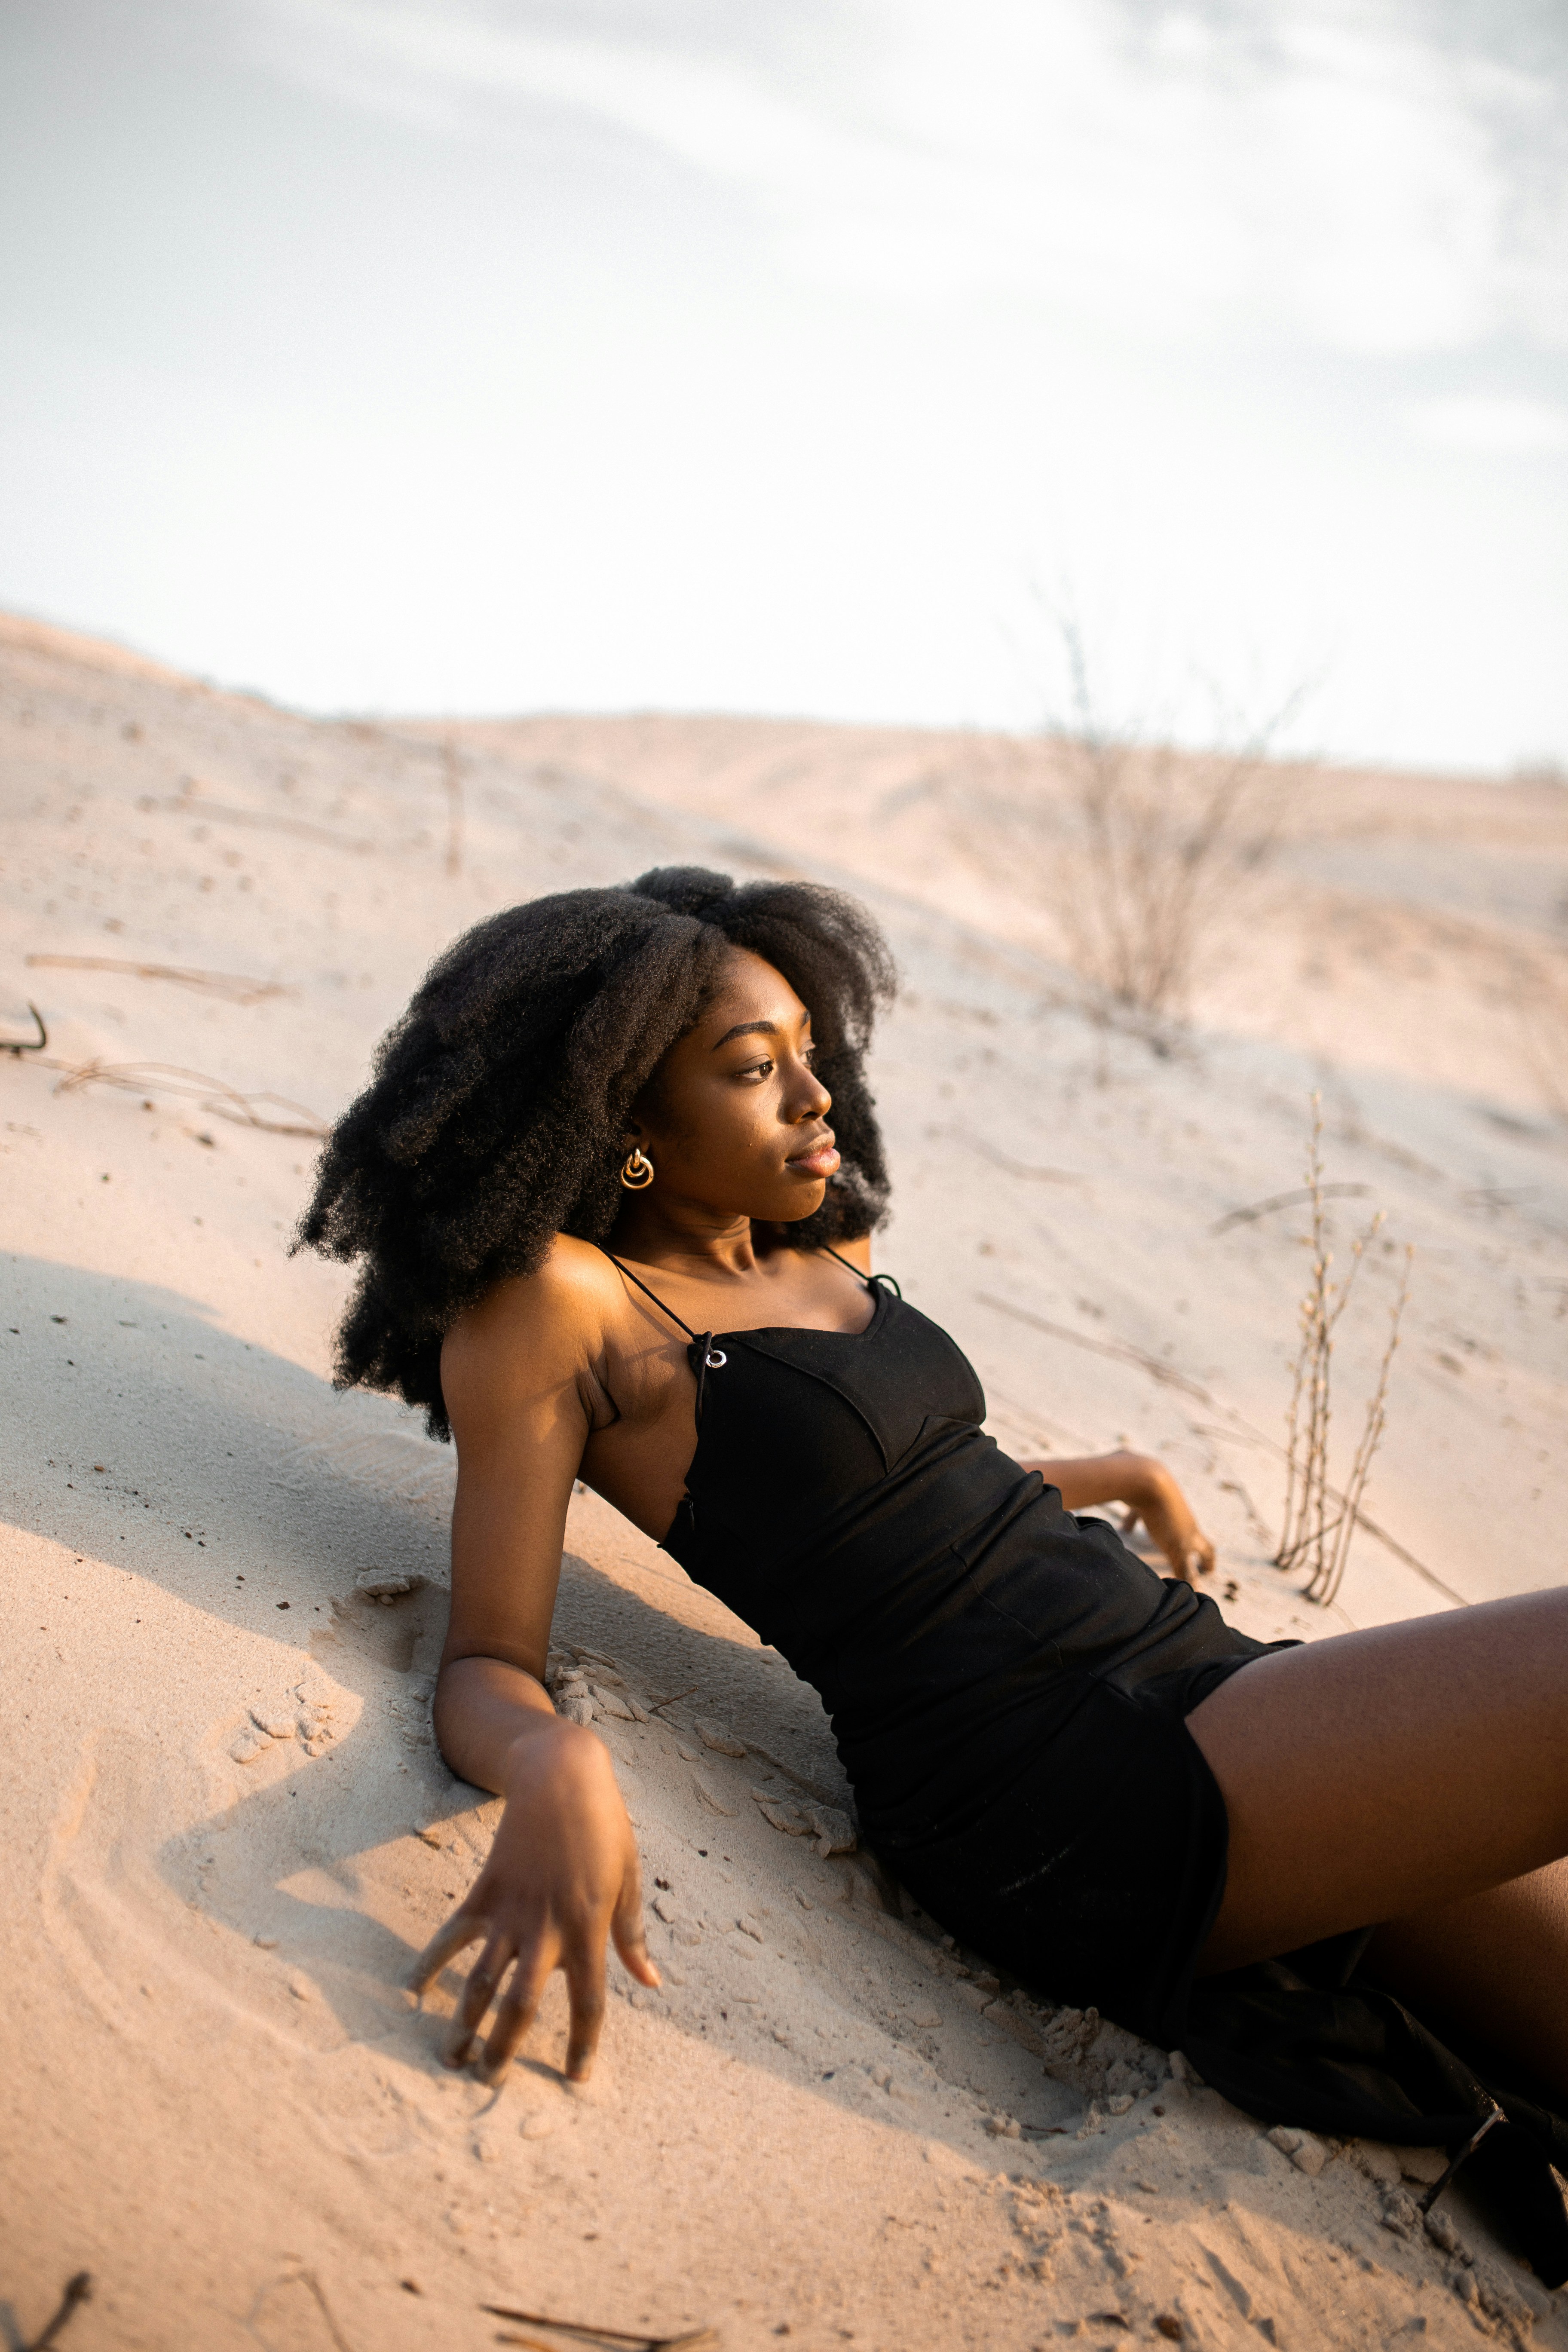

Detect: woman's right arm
[409, 1255, 659, 2084]
[1019, 1449, 1216, 1584]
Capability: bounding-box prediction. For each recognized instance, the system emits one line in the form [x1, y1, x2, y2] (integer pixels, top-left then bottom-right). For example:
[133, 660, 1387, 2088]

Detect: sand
[3, 609, 1566, 2351]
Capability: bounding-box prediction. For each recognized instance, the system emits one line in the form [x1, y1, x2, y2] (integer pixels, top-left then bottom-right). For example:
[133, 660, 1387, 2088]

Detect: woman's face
[627, 949, 838, 1224]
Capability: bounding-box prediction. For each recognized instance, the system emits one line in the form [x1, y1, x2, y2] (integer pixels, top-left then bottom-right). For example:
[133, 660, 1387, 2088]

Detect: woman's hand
[408, 1715, 659, 2086]
[1021, 1448, 1216, 1586]
[1121, 1456, 1216, 1587]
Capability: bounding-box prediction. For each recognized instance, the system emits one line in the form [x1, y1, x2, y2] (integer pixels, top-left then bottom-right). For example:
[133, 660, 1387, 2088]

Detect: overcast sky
[1, 0, 1565, 768]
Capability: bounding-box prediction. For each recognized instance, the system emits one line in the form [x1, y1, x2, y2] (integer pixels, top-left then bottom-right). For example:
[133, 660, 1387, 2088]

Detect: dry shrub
[1274, 1095, 1412, 1607]
[955, 623, 1304, 1024]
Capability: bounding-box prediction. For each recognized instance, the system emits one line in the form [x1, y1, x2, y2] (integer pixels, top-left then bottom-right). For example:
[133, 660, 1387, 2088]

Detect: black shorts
[888, 1658, 1260, 2046]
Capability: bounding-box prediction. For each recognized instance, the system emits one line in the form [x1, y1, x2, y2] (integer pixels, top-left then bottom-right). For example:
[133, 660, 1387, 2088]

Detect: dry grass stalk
[1274, 1093, 1412, 1606]
[980, 1287, 1459, 1604]
[1322, 1248, 1413, 1606]
[49, 1057, 328, 1138]
[24, 953, 291, 1006]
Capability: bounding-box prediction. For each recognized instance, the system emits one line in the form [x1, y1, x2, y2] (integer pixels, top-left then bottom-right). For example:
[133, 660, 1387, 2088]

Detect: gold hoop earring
[619, 1147, 655, 1191]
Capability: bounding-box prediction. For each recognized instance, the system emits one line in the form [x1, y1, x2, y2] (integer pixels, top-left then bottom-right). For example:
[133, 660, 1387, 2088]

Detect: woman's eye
[739, 1058, 775, 1083]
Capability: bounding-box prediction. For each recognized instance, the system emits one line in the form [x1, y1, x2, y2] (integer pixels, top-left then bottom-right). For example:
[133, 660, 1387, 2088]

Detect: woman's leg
[1185, 1588, 1568, 1971]
[1366, 1861, 1568, 2097]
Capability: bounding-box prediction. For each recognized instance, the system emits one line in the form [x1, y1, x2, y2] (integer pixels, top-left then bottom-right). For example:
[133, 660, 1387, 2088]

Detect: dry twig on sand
[24, 953, 292, 1005]
[48, 1057, 329, 1138]
[20, 2272, 92, 2352]
[1210, 1181, 1370, 1236]
[976, 1292, 1216, 1406]
[481, 2306, 716, 2352]
[2, 1001, 48, 1055]
[1274, 1095, 1412, 1606]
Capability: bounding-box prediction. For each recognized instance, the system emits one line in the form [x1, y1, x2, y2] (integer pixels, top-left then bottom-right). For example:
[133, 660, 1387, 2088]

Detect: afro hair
[297, 866, 896, 1436]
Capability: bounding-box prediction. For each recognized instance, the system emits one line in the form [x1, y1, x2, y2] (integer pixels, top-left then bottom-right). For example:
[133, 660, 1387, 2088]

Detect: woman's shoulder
[444, 1234, 622, 1370]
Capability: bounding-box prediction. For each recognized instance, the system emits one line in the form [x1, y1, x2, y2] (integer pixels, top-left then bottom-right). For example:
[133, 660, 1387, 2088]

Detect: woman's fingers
[445, 1929, 515, 2067]
[407, 1906, 487, 1997]
[1133, 1468, 1217, 1587]
[1167, 1513, 1215, 1584]
[477, 1944, 555, 2086]
[414, 1904, 621, 2083]
[1167, 1535, 1212, 1586]
[611, 1862, 661, 1988]
[562, 1940, 608, 2082]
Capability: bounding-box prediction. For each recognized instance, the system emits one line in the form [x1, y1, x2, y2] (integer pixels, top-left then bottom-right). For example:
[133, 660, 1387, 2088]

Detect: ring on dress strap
[704, 1347, 728, 1369]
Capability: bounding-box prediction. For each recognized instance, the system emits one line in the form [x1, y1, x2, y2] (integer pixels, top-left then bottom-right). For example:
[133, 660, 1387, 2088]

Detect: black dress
[601, 1245, 1568, 2280]
[606, 1246, 1283, 2042]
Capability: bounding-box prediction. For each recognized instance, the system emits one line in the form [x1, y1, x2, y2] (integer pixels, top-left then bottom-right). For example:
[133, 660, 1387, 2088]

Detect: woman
[301, 867, 1568, 2242]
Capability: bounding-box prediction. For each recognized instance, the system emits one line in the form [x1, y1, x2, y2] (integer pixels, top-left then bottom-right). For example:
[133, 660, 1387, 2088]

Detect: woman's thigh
[1366, 1859, 1568, 2097]
[1186, 1588, 1568, 1972]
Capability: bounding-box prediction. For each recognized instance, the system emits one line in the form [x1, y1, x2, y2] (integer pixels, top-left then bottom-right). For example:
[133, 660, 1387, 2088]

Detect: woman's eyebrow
[711, 1019, 778, 1049]
[711, 1011, 812, 1050]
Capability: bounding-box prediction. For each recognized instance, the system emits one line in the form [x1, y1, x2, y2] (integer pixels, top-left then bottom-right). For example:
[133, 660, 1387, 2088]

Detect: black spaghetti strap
[820, 1243, 903, 1300]
[596, 1247, 729, 1429]
[598, 1246, 700, 1341]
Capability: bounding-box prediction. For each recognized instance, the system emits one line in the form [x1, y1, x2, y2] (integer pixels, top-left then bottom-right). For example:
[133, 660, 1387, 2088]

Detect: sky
[1, 0, 1565, 770]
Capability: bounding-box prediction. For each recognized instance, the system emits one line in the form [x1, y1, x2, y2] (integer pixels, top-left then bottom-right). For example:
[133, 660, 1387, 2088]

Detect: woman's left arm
[1020, 1450, 1216, 1586]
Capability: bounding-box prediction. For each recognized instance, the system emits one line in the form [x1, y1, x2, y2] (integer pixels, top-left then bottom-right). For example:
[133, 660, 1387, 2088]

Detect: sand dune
[3, 612, 1567, 2349]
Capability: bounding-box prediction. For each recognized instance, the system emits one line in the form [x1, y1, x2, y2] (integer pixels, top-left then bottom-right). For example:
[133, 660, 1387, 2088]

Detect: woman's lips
[787, 1140, 840, 1178]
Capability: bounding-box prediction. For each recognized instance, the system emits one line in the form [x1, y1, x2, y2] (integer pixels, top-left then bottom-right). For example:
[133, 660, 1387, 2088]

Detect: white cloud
[1405, 394, 1568, 452]
[239, 0, 1568, 354]
[5, 0, 1563, 766]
